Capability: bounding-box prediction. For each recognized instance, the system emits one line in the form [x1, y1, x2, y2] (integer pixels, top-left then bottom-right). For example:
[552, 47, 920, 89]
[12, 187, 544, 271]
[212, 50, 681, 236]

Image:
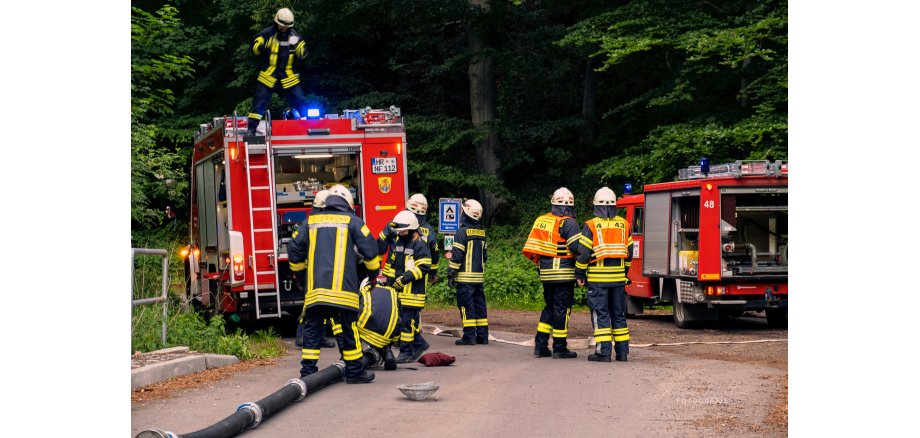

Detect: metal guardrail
[132, 248, 170, 345]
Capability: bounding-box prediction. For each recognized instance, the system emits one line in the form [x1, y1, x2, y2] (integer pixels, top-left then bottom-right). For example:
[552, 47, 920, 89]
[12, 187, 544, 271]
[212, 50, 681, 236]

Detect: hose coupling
[287, 378, 308, 401]
[135, 430, 178, 438]
[237, 402, 263, 429]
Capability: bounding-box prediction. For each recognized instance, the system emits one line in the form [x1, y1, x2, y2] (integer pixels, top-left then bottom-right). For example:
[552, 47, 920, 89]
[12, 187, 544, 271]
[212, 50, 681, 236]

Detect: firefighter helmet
[462, 199, 483, 221]
[275, 8, 294, 27]
[551, 187, 575, 206]
[406, 193, 428, 215]
[389, 210, 419, 231]
[328, 184, 354, 209]
[593, 187, 616, 206]
[313, 189, 330, 209]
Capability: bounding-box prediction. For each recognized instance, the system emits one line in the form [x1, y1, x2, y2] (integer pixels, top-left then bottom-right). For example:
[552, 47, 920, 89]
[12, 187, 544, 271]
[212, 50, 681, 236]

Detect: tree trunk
[579, 56, 597, 146]
[467, 0, 503, 225]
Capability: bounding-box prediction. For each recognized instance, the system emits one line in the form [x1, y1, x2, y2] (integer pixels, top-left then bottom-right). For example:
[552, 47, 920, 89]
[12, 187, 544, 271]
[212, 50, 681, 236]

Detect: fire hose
[136, 350, 381, 438]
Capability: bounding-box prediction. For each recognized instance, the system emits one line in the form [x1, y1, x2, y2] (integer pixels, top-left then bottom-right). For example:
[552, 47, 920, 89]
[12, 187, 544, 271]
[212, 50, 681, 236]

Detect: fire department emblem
[378, 177, 392, 194]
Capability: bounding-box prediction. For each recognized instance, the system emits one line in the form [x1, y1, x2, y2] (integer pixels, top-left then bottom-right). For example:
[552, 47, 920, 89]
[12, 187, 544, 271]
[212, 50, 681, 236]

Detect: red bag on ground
[417, 352, 456, 366]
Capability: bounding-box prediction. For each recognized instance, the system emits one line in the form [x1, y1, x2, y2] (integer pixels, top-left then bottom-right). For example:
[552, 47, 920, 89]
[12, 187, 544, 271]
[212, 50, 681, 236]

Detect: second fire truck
[617, 160, 788, 328]
[184, 106, 408, 322]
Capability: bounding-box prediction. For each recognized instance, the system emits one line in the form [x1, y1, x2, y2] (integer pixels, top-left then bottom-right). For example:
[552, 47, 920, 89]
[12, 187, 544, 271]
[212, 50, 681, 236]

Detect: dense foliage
[131, 0, 787, 309]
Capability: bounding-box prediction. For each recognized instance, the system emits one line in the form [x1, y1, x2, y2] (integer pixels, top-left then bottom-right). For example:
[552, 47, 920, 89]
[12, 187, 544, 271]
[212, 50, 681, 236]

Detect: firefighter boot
[410, 341, 430, 361]
[589, 341, 612, 362]
[381, 346, 397, 371]
[455, 337, 476, 345]
[615, 341, 629, 362]
[322, 336, 337, 348]
[396, 350, 414, 364]
[534, 332, 551, 357]
[345, 370, 376, 384]
[552, 349, 578, 359]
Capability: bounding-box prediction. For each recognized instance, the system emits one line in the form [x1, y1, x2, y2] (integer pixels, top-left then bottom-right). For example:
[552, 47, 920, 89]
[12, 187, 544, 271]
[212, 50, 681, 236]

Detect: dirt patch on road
[132, 358, 278, 403]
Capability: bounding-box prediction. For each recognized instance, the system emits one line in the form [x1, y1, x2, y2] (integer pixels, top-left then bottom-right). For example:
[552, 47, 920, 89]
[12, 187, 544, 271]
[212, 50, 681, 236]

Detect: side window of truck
[632, 207, 644, 235]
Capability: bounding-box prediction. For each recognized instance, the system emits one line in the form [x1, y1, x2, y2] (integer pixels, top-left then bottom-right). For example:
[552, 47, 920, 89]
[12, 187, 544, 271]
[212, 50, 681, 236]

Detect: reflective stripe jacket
[522, 213, 581, 282]
[383, 232, 432, 308]
[449, 221, 487, 284]
[575, 216, 634, 285]
[378, 214, 440, 275]
[357, 284, 401, 348]
[287, 205, 381, 311]
[252, 25, 307, 89]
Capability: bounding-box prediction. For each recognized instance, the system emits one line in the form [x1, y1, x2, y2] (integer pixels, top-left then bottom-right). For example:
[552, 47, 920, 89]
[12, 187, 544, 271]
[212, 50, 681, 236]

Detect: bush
[132, 301, 256, 360]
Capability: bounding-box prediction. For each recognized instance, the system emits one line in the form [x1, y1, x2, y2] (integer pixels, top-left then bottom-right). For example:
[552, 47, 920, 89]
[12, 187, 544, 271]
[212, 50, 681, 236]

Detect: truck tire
[766, 308, 788, 328]
[674, 302, 701, 329]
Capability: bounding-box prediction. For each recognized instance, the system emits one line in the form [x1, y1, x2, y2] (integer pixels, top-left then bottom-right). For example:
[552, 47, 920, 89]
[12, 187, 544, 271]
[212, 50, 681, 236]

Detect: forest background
[131, 0, 787, 308]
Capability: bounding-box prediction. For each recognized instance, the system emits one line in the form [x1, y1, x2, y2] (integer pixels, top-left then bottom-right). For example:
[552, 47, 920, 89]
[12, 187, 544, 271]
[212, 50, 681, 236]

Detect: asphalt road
[132, 329, 786, 437]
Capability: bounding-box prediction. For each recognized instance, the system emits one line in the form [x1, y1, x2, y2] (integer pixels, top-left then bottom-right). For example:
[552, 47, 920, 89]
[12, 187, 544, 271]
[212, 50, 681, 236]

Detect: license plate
[371, 157, 397, 174]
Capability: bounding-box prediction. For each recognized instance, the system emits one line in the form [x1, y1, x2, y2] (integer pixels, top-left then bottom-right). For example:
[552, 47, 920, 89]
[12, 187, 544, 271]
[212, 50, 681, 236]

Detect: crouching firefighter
[355, 278, 402, 370]
[383, 210, 433, 364]
[575, 187, 633, 362]
[288, 185, 381, 383]
[448, 199, 489, 345]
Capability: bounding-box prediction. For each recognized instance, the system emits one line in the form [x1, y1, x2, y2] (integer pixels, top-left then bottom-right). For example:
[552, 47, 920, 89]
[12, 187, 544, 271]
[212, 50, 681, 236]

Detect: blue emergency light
[306, 108, 321, 119]
[700, 156, 710, 176]
[624, 183, 633, 194]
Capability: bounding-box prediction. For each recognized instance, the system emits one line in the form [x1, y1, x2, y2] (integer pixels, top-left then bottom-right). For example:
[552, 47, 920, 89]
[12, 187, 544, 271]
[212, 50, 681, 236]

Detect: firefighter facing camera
[448, 199, 489, 345]
[522, 188, 581, 359]
[382, 210, 433, 364]
[575, 187, 633, 362]
[246, 8, 310, 137]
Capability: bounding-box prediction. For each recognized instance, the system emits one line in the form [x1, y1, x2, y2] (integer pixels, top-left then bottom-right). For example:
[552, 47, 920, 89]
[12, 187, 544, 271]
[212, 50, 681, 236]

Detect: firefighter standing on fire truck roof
[378, 193, 441, 284]
[245, 8, 310, 137]
[448, 199, 489, 345]
[287, 185, 381, 383]
[522, 188, 581, 359]
[383, 210, 433, 364]
[575, 187, 633, 362]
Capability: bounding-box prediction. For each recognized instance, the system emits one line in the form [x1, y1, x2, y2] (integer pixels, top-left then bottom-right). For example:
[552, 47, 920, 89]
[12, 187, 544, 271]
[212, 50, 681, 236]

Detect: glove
[393, 277, 406, 291]
[293, 270, 306, 293]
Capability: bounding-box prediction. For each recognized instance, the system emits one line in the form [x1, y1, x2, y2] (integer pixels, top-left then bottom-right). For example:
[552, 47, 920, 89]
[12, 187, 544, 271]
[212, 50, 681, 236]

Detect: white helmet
[593, 187, 617, 206]
[274, 8, 294, 27]
[313, 189, 330, 209]
[328, 184, 354, 209]
[551, 187, 575, 206]
[462, 199, 483, 221]
[389, 210, 419, 231]
[406, 193, 428, 215]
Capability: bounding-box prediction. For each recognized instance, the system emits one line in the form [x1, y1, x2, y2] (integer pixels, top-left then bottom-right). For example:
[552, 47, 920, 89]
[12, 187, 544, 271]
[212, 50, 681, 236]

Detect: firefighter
[522, 188, 582, 359]
[378, 193, 440, 284]
[288, 184, 381, 383]
[294, 190, 339, 350]
[448, 199, 489, 345]
[245, 8, 310, 137]
[383, 210, 433, 364]
[356, 278, 401, 371]
[575, 187, 633, 362]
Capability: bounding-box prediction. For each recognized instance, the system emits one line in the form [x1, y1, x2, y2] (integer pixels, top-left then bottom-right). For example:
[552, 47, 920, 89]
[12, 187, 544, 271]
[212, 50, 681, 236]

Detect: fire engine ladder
[243, 111, 282, 319]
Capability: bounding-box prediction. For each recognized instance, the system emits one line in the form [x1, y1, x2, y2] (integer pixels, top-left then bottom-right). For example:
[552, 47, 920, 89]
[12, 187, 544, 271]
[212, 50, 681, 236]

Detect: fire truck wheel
[765, 308, 788, 328]
[673, 302, 702, 329]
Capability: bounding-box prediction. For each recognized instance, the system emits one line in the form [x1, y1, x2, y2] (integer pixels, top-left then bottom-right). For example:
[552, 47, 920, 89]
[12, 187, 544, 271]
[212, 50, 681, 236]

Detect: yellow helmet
[275, 8, 294, 27]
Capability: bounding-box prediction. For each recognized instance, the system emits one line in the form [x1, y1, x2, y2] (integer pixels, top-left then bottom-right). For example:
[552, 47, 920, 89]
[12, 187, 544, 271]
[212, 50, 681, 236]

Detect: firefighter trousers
[587, 284, 630, 357]
[535, 281, 574, 352]
[398, 306, 428, 357]
[300, 305, 364, 378]
[456, 283, 489, 341]
[247, 82, 309, 130]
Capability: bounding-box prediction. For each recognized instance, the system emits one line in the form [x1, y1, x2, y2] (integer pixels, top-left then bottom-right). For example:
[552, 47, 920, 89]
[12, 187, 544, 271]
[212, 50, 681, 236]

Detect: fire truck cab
[618, 160, 788, 328]
[185, 107, 408, 322]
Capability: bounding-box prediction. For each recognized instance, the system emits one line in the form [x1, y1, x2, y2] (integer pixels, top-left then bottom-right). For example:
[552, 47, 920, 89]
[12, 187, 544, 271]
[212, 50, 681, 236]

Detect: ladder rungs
[252, 207, 272, 211]
[254, 250, 274, 254]
[251, 186, 271, 190]
[256, 291, 280, 297]
[254, 270, 277, 275]
[254, 228, 273, 232]
[250, 165, 268, 169]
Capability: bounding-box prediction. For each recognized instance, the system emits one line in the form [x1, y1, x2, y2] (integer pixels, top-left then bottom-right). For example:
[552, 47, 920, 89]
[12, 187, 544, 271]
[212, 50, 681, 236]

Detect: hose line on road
[135, 361, 347, 438]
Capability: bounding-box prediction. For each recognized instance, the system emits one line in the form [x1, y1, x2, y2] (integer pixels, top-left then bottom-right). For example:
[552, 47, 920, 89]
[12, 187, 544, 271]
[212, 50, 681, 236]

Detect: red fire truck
[184, 107, 408, 322]
[617, 160, 788, 328]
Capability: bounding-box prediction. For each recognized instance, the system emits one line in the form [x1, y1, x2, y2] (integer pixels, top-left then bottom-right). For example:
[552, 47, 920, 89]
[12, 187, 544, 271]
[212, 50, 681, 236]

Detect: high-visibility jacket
[383, 232, 432, 308]
[378, 214, 440, 274]
[522, 213, 581, 282]
[357, 284, 401, 348]
[287, 206, 381, 311]
[449, 222, 487, 284]
[575, 216, 634, 285]
[252, 25, 307, 89]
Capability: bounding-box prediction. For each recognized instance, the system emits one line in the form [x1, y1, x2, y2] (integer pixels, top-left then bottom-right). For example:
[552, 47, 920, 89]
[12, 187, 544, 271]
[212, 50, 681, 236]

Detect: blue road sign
[438, 198, 463, 233]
